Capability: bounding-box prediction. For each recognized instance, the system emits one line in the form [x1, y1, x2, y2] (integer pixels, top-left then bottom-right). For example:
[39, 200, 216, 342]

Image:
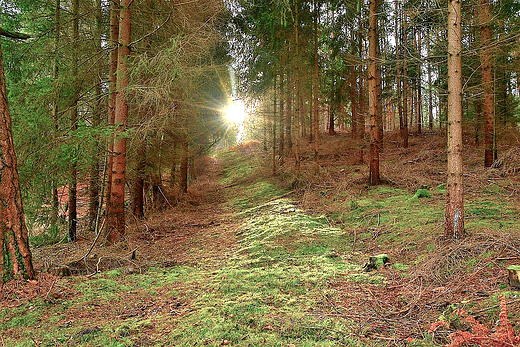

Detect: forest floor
[2, 128, 520, 346]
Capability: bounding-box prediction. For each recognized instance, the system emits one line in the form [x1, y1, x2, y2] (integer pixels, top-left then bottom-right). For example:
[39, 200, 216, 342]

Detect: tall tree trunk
[313, 0, 320, 172]
[368, 0, 381, 185]
[272, 77, 277, 176]
[416, 29, 423, 134]
[480, 0, 495, 167]
[445, 0, 465, 239]
[52, 0, 61, 223]
[279, 75, 285, 165]
[68, 0, 79, 242]
[107, 0, 131, 243]
[395, 0, 405, 145]
[89, 0, 103, 231]
[402, 6, 409, 147]
[0, 42, 35, 281]
[427, 27, 433, 131]
[106, 0, 120, 219]
[294, 0, 301, 179]
[358, 22, 365, 164]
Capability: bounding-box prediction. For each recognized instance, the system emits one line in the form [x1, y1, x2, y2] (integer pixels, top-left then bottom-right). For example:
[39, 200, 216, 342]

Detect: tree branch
[0, 28, 31, 40]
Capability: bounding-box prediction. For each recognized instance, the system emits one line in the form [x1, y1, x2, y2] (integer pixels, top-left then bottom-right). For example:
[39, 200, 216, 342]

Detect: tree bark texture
[88, 0, 103, 231]
[368, 0, 381, 185]
[480, 0, 495, 168]
[313, 0, 320, 172]
[272, 77, 277, 176]
[445, 0, 465, 239]
[427, 27, 433, 131]
[106, 0, 120, 217]
[395, 0, 405, 145]
[402, 7, 409, 147]
[51, 0, 61, 223]
[68, 0, 79, 242]
[0, 42, 35, 281]
[294, 0, 301, 179]
[107, 0, 131, 243]
[416, 30, 423, 134]
[278, 75, 285, 165]
[358, 27, 365, 165]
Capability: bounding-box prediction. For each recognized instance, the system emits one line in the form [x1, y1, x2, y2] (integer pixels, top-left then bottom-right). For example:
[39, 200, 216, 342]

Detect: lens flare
[225, 99, 246, 124]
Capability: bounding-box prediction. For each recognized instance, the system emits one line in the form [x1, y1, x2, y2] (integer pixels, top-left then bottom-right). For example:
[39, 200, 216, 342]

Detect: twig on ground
[44, 278, 58, 301]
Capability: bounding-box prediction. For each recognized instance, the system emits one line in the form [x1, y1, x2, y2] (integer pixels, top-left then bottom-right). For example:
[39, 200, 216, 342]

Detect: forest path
[4, 139, 520, 346]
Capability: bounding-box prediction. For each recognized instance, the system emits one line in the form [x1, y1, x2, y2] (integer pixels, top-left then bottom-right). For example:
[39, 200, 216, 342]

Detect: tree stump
[507, 265, 520, 288]
[363, 254, 389, 271]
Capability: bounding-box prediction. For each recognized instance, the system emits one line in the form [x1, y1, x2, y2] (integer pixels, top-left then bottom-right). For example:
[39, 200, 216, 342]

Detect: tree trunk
[445, 0, 465, 239]
[88, 0, 103, 231]
[416, 29, 423, 134]
[368, 0, 381, 185]
[51, 0, 61, 224]
[395, 0, 405, 146]
[179, 138, 188, 194]
[294, 0, 301, 179]
[313, 0, 320, 172]
[474, 100, 482, 146]
[68, 0, 79, 242]
[272, 77, 277, 176]
[132, 139, 146, 219]
[402, 6, 409, 147]
[106, 0, 120, 219]
[358, 23, 365, 164]
[107, 0, 131, 243]
[278, 75, 285, 165]
[0, 42, 35, 281]
[170, 140, 178, 187]
[427, 27, 433, 131]
[480, 0, 495, 168]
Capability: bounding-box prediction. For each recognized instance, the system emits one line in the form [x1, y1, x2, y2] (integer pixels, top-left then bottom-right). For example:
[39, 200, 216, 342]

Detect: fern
[429, 295, 520, 347]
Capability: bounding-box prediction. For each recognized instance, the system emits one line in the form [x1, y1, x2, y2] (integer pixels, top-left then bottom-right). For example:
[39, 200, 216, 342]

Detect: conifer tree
[0, 33, 35, 281]
[445, 0, 465, 239]
[107, 0, 131, 243]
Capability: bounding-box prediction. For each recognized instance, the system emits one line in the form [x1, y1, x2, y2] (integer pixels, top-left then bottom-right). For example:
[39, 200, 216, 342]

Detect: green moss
[393, 263, 410, 271]
[508, 265, 520, 271]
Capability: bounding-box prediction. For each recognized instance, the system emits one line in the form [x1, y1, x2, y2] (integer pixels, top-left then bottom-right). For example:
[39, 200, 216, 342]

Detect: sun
[224, 99, 246, 124]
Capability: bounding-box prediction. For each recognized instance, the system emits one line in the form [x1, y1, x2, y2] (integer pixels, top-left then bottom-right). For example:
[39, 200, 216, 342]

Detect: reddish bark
[107, 0, 131, 243]
[0, 42, 35, 280]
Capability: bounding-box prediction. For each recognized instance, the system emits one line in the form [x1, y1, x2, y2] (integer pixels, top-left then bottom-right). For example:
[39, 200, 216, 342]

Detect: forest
[1, 0, 520, 346]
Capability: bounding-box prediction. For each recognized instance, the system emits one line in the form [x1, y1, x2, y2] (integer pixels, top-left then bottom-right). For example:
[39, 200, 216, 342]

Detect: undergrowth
[3, 138, 520, 346]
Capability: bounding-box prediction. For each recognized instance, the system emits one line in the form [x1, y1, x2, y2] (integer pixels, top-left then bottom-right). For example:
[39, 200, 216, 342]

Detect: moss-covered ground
[2, 135, 520, 346]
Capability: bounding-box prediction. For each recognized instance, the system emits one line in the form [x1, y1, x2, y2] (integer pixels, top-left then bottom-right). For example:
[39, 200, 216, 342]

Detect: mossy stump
[508, 265, 520, 288]
[363, 254, 389, 271]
